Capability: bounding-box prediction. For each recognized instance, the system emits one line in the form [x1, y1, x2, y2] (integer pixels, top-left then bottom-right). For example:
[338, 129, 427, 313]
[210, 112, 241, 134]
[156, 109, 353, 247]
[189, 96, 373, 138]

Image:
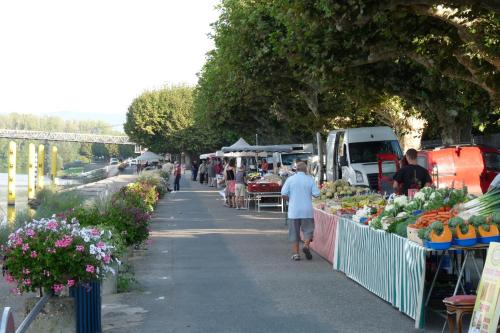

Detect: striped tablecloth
[333, 217, 427, 329]
[310, 208, 340, 264]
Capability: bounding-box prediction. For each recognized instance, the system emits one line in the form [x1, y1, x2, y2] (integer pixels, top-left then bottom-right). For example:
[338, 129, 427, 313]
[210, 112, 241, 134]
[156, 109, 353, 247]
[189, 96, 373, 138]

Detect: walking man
[281, 162, 320, 261]
[173, 161, 182, 192]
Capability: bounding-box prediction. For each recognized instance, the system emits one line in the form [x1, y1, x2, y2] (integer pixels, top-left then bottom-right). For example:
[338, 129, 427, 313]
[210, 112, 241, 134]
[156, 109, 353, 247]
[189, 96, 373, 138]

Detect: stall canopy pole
[316, 132, 324, 185]
[255, 133, 258, 145]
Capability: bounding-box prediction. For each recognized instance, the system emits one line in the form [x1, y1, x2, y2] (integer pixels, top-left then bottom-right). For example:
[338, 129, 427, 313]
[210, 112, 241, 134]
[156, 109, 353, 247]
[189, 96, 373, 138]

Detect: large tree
[195, 0, 499, 145]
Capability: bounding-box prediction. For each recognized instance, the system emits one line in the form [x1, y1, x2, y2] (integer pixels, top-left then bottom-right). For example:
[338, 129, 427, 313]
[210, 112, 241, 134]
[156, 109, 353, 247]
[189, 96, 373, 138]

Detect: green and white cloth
[334, 218, 426, 329]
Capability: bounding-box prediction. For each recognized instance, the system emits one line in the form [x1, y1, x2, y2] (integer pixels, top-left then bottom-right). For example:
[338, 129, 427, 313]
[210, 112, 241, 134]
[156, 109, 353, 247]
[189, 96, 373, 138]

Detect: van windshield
[348, 140, 402, 164]
[484, 152, 500, 171]
[281, 153, 311, 166]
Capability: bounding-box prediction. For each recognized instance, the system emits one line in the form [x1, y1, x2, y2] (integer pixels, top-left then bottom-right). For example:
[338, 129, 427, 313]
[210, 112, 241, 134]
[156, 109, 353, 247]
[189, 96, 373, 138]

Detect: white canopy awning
[221, 138, 293, 154]
[136, 151, 162, 162]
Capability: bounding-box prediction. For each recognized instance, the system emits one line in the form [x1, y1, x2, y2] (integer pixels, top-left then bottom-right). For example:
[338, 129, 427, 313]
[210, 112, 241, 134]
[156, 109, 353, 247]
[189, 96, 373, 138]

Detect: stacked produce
[368, 186, 500, 249]
[319, 180, 370, 199]
[369, 187, 469, 240]
[316, 180, 384, 215]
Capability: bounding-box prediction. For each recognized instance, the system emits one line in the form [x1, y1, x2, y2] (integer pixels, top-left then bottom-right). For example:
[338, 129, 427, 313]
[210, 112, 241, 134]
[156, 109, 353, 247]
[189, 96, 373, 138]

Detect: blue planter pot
[477, 235, 500, 244]
[424, 240, 452, 250]
[70, 281, 101, 333]
[452, 238, 477, 247]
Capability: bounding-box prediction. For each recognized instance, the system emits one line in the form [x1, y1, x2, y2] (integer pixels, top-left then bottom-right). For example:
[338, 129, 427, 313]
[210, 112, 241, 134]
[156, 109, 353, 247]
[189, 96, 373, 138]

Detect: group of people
[192, 158, 248, 209]
[191, 159, 223, 187]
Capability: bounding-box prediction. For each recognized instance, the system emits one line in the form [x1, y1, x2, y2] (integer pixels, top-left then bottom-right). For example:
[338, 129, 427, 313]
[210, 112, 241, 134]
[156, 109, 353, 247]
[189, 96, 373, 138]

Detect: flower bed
[3, 218, 114, 294]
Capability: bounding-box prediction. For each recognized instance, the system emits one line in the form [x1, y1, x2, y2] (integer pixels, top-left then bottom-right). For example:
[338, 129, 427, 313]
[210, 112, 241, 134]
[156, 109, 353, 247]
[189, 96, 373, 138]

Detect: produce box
[247, 182, 281, 193]
[407, 225, 423, 246]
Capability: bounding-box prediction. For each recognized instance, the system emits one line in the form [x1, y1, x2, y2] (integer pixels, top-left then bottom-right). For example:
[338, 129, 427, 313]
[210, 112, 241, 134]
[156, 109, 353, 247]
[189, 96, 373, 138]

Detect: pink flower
[22, 243, 29, 251]
[55, 235, 73, 248]
[5, 274, 15, 284]
[67, 279, 75, 288]
[23, 268, 30, 275]
[51, 284, 64, 294]
[91, 228, 100, 236]
[46, 220, 59, 230]
[22, 279, 31, 286]
[86, 265, 95, 274]
[15, 237, 23, 246]
[103, 255, 111, 264]
[30, 251, 38, 258]
[25, 229, 36, 237]
[10, 287, 20, 295]
[76, 245, 85, 252]
[96, 241, 106, 249]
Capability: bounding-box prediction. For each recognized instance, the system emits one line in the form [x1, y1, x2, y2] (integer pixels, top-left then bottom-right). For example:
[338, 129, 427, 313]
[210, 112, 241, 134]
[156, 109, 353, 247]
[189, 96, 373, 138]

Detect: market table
[312, 208, 427, 329]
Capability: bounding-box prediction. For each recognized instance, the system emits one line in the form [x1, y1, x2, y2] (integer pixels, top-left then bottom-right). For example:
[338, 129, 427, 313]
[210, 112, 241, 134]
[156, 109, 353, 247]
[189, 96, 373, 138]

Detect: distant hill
[41, 111, 126, 132]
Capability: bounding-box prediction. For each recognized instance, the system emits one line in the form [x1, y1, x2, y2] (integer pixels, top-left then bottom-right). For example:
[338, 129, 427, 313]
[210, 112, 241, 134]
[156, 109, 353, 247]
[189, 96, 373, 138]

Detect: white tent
[136, 151, 162, 163]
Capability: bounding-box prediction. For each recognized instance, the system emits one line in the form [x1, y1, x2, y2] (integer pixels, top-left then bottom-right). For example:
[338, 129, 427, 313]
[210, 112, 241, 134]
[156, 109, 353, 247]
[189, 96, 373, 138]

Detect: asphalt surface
[103, 176, 443, 333]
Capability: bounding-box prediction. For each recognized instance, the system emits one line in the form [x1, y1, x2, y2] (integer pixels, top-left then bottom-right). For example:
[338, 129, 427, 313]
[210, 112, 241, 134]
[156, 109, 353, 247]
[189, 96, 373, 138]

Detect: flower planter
[25, 296, 75, 333]
[70, 281, 101, 333]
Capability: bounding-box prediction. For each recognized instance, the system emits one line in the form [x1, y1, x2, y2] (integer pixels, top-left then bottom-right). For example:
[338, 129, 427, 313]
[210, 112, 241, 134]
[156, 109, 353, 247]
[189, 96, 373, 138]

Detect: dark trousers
[174, 175, 181, 191]
[192, 169, 198, 181]
[199, 173, 205, 184]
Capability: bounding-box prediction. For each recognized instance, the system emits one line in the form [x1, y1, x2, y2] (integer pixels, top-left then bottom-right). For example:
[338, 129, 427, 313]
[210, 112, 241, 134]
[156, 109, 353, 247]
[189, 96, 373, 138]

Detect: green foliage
[117, 263, 138, 293]
[34, 189, 84, 219]
[125, 85, 202, 154]
[194, 1, 499, 144]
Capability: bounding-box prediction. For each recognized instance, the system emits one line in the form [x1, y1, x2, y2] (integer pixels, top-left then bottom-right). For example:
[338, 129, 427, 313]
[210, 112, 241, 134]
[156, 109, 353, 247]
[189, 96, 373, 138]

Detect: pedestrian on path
[191, 160, 199, 181]
[235, 165, 247, 209]
[199, 161, 207, 184]
[281, 162, 320, 261]
[207, 159, 216, 187]
[173, 161, 182, 192]
[224, 159, 236, 208]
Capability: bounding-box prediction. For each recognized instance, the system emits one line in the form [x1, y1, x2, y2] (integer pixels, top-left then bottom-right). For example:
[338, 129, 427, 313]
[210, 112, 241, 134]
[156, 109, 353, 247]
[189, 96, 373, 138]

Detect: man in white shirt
[281, 162, 320, 261]
[163, 160, 174, 174]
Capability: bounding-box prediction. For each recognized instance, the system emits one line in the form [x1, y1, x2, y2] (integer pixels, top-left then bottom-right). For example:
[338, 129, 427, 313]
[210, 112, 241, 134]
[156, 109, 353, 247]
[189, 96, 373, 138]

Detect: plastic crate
[247, 182, 281, 193]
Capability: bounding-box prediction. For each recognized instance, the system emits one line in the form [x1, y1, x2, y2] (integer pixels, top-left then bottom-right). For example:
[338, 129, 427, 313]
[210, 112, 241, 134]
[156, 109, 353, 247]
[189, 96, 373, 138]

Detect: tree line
[0, 113, 134, 173]
[126, 1, 499, 155]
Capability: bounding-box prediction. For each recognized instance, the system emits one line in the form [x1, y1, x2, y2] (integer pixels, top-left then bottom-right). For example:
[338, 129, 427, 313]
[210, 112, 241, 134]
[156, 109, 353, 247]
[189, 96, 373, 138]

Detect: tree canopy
[193, 0, 499, 146]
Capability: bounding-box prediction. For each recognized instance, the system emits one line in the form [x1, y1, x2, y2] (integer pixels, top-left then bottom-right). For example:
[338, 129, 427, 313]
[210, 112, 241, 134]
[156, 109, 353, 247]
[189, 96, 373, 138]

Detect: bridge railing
[0, 129, 135, 145]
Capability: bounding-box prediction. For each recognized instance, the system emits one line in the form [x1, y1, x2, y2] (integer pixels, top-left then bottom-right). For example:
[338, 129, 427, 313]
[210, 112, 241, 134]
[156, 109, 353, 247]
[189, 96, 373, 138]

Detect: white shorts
[235, 184, 246, 197]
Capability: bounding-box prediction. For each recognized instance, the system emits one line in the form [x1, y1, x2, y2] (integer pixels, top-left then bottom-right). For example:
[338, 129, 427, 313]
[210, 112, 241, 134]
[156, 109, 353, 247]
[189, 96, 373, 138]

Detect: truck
[417, 145, 499, 195]
[326, 126, 403, 190]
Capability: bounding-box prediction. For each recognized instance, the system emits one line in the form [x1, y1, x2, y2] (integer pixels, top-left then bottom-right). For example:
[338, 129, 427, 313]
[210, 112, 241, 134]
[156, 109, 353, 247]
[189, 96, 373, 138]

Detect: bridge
[0, 129, 135, 145]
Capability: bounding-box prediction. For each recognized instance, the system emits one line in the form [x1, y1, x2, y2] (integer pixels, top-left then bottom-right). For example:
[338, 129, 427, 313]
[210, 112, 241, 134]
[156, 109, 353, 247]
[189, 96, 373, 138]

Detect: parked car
[417, 145, 499, 195]
[109, 158, 119, 165]
[326, 126, 403, 190]
[129, 159, 138, 165]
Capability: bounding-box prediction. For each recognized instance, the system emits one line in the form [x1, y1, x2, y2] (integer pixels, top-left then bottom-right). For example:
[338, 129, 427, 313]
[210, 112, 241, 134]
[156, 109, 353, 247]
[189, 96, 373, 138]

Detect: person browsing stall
[281, 162, 320, 261]
[393, 148, 432, 196]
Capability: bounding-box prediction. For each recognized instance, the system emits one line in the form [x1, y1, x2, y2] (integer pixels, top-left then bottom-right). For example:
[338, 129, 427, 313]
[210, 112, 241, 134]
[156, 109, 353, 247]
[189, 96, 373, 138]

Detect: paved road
[103, 176, 442, 333]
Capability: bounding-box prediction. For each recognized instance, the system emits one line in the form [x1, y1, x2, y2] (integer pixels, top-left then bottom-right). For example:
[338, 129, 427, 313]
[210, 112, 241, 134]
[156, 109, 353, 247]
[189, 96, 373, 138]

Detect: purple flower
[46, 220, 59, 230]
[52, 284, 64, 294]
[30, 251, 38, 258]
[67, 279, 75, 288]
[76, 245, 85, 252]
[22, 243, 29, 251]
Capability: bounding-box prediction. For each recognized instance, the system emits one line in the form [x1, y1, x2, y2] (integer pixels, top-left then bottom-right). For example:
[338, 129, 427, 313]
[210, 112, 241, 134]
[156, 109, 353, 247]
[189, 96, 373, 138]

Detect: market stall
[221, 140, 294, 211]
[310, 183, 499, 329]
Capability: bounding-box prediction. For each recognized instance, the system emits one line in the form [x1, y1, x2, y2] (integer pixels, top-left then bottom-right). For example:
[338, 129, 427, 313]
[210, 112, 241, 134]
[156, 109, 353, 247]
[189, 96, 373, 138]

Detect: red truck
[417, 145, 499, 195]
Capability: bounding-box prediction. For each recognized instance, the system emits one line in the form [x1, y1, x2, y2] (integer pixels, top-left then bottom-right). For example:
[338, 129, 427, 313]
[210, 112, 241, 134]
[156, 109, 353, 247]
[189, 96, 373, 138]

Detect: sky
[0, 0, 220, 131]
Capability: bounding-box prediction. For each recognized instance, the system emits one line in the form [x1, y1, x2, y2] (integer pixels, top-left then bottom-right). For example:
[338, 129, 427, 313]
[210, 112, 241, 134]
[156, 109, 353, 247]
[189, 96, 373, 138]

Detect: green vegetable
[462, 188, 500, 216]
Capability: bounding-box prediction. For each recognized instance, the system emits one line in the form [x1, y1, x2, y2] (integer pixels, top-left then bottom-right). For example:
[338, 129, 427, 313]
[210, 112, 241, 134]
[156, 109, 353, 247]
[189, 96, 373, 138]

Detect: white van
[271, 143, 314, 173]
[326, 127, 402, 189]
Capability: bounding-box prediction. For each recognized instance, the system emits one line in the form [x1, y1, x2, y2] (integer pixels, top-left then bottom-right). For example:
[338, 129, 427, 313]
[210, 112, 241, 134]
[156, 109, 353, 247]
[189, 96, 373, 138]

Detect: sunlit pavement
[103, 175, 441, 333]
